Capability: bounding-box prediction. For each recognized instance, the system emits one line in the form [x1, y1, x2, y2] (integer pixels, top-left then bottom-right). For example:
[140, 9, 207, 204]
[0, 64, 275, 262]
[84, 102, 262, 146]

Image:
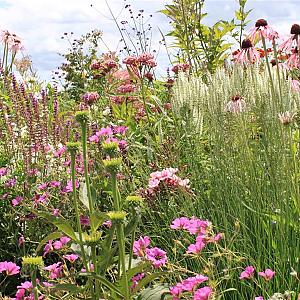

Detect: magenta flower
[0, 261, 20, 276]
[248, 19, 279, 42]
[12, 196, 23, 207]
[258, 268, 275, 281]
[52, 208, 60, 216]
[63, 254, 79, 263]
[64, 179, 80, 192]
[44, 262, 63, 279]
[239, 266, 255, 280]
[81, 263, 94, 273]
[145, 247, 167, 268]
[43, 240, 54, 256]
[0, 167, 8, 176]
[187, 239, 206, 254]
[80, 215, 90, 226]
[193, 286, 213, 300]
[234, 39, 260, 65]
[279, 24, 300, 52]
[133, 236, 151, 257]
[53, 145, 66, 158]
[50, 181, 61, 188]
[82, 91, 99, 106]
[37, 183, 48, 190]
[18, 235, 25, 247]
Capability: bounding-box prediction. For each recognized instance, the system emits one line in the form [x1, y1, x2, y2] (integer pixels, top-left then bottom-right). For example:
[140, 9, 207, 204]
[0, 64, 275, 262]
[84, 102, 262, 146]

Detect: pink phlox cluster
[44, 262, 63, 279]
[0, 261, 20, 276]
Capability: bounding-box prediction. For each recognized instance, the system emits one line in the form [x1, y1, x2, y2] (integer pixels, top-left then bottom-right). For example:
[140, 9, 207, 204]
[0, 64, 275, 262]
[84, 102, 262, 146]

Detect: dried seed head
[255, 19, 268, 27]
[291, 24, 300, 35]
[241, 39, 253, 49]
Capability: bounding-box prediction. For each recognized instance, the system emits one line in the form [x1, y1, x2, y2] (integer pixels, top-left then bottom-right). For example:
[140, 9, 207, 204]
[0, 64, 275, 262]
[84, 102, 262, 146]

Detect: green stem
[116, 223, 130, 300]
[140, 77, 150, 123]
[100, 224, 116, 275]
[128, 226, 136, 270]
[111, 173, 120, 211]
[70, 151, 88, 270]
[272, 39, 283, 104]
[261, 36, 276, 102]
[31, 268, 39, 300]
[81, 122, 94, 215]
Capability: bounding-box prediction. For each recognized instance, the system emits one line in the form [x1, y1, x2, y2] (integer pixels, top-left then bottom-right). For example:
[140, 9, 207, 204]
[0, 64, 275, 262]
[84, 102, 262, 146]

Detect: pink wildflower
[52, 208, 60, 216]
[291, 79, 300, 92]
[193, 286, 213, 300]
[225, 95, 246, 113]
[255, 297, 264, 300]
[145, 247, 167, 268]
[170, 217, 190, 230]
[258, 268, 275, 281]
[81, 263, 94, 273]
[63, 254, 79, 263]
[43, 240, 54, 256]
[279, 24, 300, 52]
[82, 92, 99, 106]
[50, 181, 61, 188]
[44, 262, 63, 279]
[0, 167, 8, 176]
[123, 55, 138, 66]
[187, 238, 206, 254]
[0, 261, 20, 276]
[113, 69, 131, 82]
[133, 236, 151, 257]
[53, 145, 66, 158]
[12, 196, 23, 207]
[117, 83, 135, 94]
[80, 215, 90, 226]
[285, 51, 300, 69]
[18, 235, 25, 247]
[64, 180, 80, 192]
[171, 63, 190, 74]
[130, 273, 145, 290]
[239, 266, 255, 279]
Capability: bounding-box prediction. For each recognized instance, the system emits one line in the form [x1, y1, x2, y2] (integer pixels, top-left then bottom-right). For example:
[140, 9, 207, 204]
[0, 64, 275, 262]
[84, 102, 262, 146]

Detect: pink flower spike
[258, 268, 275, 281]
[239, 266, 255, 280]
[193, 286, 213, 300]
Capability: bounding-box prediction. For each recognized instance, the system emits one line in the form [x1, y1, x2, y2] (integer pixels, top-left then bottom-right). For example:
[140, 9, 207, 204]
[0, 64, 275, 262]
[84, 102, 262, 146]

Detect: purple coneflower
[248, 19, 279, 42]
[234, 39, 260, 64]
[279, 24, 300, 52]
[225, 95, 246, 113]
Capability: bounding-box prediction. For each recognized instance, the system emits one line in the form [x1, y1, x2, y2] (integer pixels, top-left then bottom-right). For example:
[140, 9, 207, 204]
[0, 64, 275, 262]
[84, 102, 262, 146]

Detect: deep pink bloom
[112, 126, 128, 135]
[0, 167, 8, 176]
[145, 247, 167, 268]
[82, 92, 99, 106]
[193, 286, 213, 300]
[80, 215, 90, 226]
[170, 217, 190, 230]
[187, 239, 206, 254]
[50, 181, 61, 188]
[255, 297, 264, 300]
[239, 266, 255, 279]
[44, 262, 63, 279]
[53, 145, 66, 158]
[130, 273, 145, 290]
[52, 208, 60, 216]
[43, 240, 54, 256]
[63, 254, 79, 263]
[37, 183, 48, 190]
[133, 236, 151, 257]
[0, 261, 20, 276]
[117, 83, 135, 94]
[5, 178, 16, 187]
[123, 56, 138, 66]
[171, 63, 190, 74]
[258, 268, 275, 281]
[64, 180, 80, 192]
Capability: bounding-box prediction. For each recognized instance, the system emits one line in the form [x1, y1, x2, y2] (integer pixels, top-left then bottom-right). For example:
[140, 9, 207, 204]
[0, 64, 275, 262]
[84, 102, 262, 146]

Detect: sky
[0, 0, 299, 81]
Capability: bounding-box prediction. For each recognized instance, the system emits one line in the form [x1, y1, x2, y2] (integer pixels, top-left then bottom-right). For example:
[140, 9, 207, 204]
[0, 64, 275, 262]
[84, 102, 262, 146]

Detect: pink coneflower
[258, 268, 275, 281]
[248, 19, 279, 42]
[278, 111, 295, 125]
[234, 39, 260, 64]
[225, 95, 246, 113]
[285, 48, 300, 69]
[279, 24, 300, 52]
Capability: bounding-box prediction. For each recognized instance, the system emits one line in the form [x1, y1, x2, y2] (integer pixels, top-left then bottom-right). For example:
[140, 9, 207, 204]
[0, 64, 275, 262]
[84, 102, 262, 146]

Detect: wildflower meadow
[1, 0, 300, 299]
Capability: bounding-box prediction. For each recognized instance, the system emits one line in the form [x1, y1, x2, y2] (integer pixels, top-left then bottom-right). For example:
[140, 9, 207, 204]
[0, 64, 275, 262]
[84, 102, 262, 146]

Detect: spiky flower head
[75, 111, 89, 124]
[125, 195, 144, 208]
[82, 231, 102, 244]
[107, 211, 127, 224]
[22, 256, 44, 267]
[103, 157, 122, 173]
[66, 142, 81, 152]
[102, 141, 119, 156]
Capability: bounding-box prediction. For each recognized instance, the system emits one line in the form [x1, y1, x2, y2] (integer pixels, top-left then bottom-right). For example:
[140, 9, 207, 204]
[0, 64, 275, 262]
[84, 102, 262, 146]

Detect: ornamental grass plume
[234, 39, 260, 64]
[248, 19, 279, 42]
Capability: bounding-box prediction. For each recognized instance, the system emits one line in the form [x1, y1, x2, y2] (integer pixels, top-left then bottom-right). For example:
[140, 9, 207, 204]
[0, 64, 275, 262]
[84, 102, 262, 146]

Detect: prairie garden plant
[1, 0, 300, 299]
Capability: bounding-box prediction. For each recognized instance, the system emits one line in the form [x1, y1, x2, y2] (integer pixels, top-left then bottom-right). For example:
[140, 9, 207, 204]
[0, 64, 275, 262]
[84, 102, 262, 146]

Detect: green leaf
[79, 182, 89, 210]
[36, 231, 62, 252]
[139, 284, 171, 300]
[51, 283, 83, 293]
[133, 272, 167, 294]
[53, 220, 77, 241]
[79, 272, 124, 297]
[90, 211, 107, 232]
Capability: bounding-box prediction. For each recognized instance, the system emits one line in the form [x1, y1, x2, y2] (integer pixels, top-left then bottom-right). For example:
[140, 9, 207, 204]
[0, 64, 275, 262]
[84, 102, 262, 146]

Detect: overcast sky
[0, 0, 299, 81]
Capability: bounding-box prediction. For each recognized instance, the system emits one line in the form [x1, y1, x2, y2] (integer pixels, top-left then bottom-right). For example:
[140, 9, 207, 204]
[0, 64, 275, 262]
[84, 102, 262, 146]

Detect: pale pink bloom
[145, 59, 157, 68]
[138, 52, 154, 63]
[225, 95, 246, 113]
[82, 92, 99, 106]
[291, 79, 300, 92]
[279, 24, 300, 52]
[103, 220, 112, 228]
[145, 247, 167, 268]
[234, 39, 260, 64]
[133, 236, 151, 257]
[12, 196, 23, 207]
[239, 266, 255, 279]
[123, 55, 138, 66]
[64, 179, 80, 192]
[53, 145, 66, 158]
[81, 263, 94, 273]
[258, 268, 275, 281]
[193, 286, 213, 300]
[278, 111, 295, 125]
[63, 254, 79, 263]
[43, 281, 54, 288]
[52, 208, 60, 216]
[187, 239, 206, 254]
[0, 261, 20, 276]
[98, 127, 113, 136]
[113, 69, 131, 82]
[181, 275, 209, 292]
[248, 19, 279, 42]
[255, 297, 264, 300]
[209, 233, 223, 243]
[285, 52, 300, 70]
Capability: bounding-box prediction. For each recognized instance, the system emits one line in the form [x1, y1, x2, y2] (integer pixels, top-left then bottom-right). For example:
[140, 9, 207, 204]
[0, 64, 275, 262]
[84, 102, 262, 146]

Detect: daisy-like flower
[239, 266, 255, 280]
[291, 79, 300, 92]
[248, 19, 279, 42]
[225, 95, 247, 113]
[279, 24, 300, 53]
[145, 247, 167, 268]
[285, 48, 300, 69]
[234, 39, 260, 65]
